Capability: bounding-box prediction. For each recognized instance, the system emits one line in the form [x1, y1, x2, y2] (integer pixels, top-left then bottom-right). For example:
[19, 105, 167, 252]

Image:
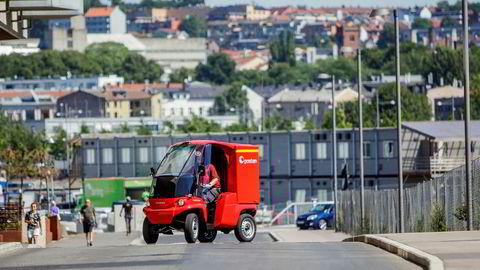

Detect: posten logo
[239, 156, 257, 164]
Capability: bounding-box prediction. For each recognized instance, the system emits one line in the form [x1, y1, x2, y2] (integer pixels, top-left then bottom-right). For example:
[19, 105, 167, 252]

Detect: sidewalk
[377, 231, 480, 270]
[0, 242, 23, 256]
[260, 225, 349, 242]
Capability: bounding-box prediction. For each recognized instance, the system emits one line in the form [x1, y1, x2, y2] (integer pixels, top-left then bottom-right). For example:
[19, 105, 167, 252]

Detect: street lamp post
[462, 0, 473, 230]
[331, 75, 338, 231]
[370, 7, 404, 233]
[357, 49, 365, 228]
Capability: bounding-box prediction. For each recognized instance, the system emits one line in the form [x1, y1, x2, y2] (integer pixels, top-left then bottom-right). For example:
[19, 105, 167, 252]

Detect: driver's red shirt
[200, 164, 221, 188]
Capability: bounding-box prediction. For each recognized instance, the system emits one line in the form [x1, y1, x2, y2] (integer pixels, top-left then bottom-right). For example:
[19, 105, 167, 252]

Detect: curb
[268, 231, 283, 242]
[0, 242, 23, 255]
[344, 235, 444, 270]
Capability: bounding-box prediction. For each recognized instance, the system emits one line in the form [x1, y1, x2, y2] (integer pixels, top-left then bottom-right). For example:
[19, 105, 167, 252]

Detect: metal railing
[338, 159, 480, 235]
[268, 201, 333, 226]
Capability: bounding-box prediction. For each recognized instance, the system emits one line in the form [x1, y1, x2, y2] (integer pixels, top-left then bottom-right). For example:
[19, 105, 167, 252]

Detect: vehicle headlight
[307, 214, 318, 221]
[177, 199, 185, 206]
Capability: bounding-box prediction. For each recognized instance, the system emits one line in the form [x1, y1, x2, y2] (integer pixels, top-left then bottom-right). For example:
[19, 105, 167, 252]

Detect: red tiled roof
[101, 90, 151, 101]
[85, 7, 115, 17]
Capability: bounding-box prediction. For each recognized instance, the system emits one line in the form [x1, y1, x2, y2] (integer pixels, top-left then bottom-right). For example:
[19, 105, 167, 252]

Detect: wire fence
[338, 159, 480, 235]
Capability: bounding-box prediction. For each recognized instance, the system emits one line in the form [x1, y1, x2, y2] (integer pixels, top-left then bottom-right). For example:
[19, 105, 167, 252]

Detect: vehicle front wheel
[143, 218, 158, 244]
[198, 227, 217, 243]
[317, 219, 328, 230]
[184, 213, 199, 243]
[234, 214, 256, 242]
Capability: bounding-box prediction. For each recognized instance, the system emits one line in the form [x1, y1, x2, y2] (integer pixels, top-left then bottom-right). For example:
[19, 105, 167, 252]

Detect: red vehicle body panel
[144, 140, 260, 229]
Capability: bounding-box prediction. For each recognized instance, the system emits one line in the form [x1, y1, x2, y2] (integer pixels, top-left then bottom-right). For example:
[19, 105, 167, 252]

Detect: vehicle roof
[171, 140, 258, 149]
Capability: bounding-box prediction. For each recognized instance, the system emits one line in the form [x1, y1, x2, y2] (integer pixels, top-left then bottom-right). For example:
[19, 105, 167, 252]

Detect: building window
[67, 40, 73, 48]
[199, 107, 203, 115]
[316, 143, 327, 159]
[188, 108, 193, 115]
[114, 112, 118, 118]
[86, 149, 95, 164]
[180, 108, 184, 116]
[383, 141, 394, 158]
[138, 147, 149, 163]
[338, 142, 349, 159]
[363, 142, 371, 158]
[114, 101, 117, 108]
[294, 143, 306, 160]
[156, 146, 167, 163]
[170, 108, 175, 115]
[102, 148, 113, 164]
[121, 148, 130, 163]
[258, 144, 264, 160]
[349, 35, 355, 41]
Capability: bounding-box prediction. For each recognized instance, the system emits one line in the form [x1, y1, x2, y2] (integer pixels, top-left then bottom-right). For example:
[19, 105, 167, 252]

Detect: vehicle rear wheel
[184, 213, 199, 243]
[143, 218, 158, 244]
[317, 219, 328, 230]
[234, 214, 256, 242]
[198, 227, 217, 243]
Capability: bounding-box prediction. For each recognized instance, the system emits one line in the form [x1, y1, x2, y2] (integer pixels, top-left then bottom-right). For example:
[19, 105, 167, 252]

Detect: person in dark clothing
[80, 199, 96, 247]
[120, 196, 133, 236]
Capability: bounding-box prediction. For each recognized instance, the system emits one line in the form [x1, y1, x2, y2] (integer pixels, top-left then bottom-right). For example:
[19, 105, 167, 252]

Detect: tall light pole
[462, 0, 473, 230]
[370, 7, 404, 233]
[332, 75, 338, 231]
[357, 48, 365, 228]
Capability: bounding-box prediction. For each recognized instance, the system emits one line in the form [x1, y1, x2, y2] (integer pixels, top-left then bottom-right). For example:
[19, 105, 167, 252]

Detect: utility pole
[394, 9, 405, 233]
[332, 75, 338, 231]
[462, 0, 473, 230]
[357, 48, 365, 229]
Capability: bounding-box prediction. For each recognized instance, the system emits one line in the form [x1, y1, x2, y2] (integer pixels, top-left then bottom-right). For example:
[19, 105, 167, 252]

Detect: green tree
[428, 46, 463, 85]
[137, 125, 152, 135]
[118, 123, 131, 133]
[49, 128, 67, 160]
[264, 114, 293, 131]
[412, 18, 432, 29]
[377, 24, 395, 49]
[316, 57, 360, 82]
[84, 0, 104, 12]
[180, 115, 222, 133]
[80, 124, 90, 134]
[179, 15, 207, 37]
[195, 53, 236, 85]
[169, 67, 194, 83]
[322, 108, 353, 129]
[224, 123, 257, 132]
[269, 30, 296, 66]
[442, 17, 460, 27]
[120, 53, 164, 83]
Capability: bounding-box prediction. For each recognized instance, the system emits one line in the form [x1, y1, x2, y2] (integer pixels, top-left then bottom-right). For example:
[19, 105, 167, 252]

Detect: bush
[454, 205, 468, 222]
[431, 203, 447, 232]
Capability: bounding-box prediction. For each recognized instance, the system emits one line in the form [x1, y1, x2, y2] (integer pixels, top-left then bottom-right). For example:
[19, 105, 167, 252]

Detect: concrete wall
[113, 204, 144, 232]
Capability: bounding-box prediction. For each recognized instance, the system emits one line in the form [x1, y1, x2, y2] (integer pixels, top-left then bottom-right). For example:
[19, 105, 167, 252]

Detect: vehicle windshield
[311, 204, 331, 212]
[155, 144, 196, 177]
[150, 144, 204, 199]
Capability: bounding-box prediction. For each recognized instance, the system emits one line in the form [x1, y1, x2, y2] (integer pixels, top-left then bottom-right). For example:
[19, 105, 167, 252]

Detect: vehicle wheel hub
[241, 219, 254, 239]
[192, 218, 198, 238]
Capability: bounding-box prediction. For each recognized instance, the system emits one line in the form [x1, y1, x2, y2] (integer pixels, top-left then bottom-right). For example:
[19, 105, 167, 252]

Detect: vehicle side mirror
[150, 167, 155, 175]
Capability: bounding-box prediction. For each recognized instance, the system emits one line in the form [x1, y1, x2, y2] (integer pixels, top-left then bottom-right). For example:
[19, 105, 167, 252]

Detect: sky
[204, 0, 462, 8]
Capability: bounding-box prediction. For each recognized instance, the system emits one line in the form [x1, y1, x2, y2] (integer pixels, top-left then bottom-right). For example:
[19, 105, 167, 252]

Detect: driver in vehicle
[200, 162, 221, 200]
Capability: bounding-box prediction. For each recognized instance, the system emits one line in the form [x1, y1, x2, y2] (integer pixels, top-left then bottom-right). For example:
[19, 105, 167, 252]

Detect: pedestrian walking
[119, 196, 133, 236]
[25, 202, 42, 244]
[80, 199, 96, 247]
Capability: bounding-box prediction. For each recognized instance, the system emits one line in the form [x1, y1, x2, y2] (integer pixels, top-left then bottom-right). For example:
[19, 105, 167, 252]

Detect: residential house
[0, 90, 67, 121]
[336, 21, 361, 57]
[427, 86, 464, 121]
[221, 49, 269, 71]
[44, 15, 87, 52]
[56, 90, 106, 118]
[0, 75, 124, 92]
[208, 5, 271, 21]
[139, 38, 207, 70]
[266, 87, 360, 128]
[85, 6, 126, 34]
[103, 89, 152, 118]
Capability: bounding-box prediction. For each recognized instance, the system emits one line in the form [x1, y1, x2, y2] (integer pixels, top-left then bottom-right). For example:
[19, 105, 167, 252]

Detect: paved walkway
[260, 225, 349, 242]
[378, 231, 480, 270]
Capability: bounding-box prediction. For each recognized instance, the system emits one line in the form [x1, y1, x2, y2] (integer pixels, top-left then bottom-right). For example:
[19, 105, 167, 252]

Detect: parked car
[296, 203, 334, 230]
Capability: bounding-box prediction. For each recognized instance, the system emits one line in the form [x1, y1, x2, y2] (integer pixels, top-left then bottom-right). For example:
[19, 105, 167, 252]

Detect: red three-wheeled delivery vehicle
[143, 140, 260, 243]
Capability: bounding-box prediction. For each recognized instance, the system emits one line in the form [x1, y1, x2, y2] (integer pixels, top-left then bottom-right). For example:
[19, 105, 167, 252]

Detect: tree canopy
[179, 15, 207, 38]
[195, 53, 236, 85]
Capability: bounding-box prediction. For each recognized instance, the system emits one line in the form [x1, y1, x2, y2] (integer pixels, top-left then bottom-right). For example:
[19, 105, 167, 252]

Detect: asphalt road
[0, 232, 421, 270]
